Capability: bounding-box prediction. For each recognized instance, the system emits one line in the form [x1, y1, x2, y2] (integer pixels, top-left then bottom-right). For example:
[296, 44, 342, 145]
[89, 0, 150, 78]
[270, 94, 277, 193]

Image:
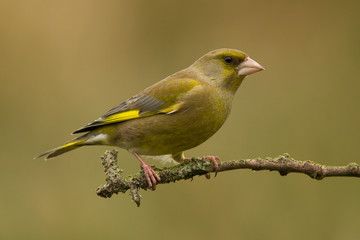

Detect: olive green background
[1, 0, 359, 239]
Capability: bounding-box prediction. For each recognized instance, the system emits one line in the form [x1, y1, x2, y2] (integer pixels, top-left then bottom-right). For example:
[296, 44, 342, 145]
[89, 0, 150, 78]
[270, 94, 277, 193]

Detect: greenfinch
[36, 48, 264, 189]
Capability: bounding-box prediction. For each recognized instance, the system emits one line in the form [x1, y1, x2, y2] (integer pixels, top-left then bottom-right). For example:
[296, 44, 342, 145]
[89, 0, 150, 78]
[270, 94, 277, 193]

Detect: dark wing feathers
[72, 95, 165, 134]
[72, 78, 200, 134]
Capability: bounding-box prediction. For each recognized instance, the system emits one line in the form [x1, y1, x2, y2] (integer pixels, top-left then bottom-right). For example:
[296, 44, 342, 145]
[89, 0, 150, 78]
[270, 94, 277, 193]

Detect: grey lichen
[96, 150, 360, 206]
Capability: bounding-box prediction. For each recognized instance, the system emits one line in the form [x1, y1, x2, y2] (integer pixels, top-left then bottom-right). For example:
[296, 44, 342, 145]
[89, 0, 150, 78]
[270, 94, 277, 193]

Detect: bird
[35, 48, 264, 190]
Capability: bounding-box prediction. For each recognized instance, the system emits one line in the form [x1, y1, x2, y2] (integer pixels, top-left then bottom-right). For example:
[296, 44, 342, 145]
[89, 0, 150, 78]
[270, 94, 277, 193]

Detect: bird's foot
[140, 161, 161, 190]
[173, 152, 220, 179]
[202, 156, 221, 178]
[133, 152, 160, 190]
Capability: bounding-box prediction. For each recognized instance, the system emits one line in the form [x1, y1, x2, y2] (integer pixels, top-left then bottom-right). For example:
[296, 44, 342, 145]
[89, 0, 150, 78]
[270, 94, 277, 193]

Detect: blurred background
[1, 0, 359, 239]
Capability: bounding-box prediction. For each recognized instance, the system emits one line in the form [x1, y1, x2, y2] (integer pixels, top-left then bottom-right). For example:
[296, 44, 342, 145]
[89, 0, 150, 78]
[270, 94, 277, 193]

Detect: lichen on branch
[96, 150, 360, 207]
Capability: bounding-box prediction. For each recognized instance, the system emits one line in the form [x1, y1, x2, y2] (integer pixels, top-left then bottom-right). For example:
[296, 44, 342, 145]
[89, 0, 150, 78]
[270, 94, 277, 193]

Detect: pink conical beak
[237, 57, 265, 76]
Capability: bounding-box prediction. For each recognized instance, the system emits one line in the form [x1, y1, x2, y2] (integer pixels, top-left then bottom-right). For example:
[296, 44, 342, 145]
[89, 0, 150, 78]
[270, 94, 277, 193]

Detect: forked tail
[35, 134, 89, 159]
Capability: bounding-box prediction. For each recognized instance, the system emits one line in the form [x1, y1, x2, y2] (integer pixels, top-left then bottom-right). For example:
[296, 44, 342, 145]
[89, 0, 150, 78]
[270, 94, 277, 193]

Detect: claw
[202, 156, 221, 177]
[133, 152, 160, 190]
[174, 153, 221, 179]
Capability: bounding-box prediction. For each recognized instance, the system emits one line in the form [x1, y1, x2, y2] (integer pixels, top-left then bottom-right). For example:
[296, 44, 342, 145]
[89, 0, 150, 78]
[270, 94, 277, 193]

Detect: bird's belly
[111, 106, 230, 155]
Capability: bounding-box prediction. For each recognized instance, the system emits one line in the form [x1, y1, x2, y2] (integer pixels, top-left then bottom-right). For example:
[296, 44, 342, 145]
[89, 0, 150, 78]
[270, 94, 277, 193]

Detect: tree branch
[96, 150, 360, 206]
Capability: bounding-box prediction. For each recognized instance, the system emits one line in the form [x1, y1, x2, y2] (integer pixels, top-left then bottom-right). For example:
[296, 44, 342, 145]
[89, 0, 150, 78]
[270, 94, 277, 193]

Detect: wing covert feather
[72, 78, 199, 134]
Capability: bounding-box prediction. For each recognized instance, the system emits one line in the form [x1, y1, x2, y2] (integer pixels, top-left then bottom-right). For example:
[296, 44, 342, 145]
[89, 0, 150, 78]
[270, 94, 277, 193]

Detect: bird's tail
[34, 134, 90, 160]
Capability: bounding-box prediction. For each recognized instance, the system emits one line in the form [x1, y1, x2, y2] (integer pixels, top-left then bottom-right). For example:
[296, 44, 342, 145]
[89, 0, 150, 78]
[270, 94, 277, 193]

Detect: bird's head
[193, 48, 264, 93]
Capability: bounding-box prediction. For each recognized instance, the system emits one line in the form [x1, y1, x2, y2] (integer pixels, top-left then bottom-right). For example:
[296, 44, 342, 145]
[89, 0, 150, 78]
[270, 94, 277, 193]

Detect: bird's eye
[224, 56, 233, 64]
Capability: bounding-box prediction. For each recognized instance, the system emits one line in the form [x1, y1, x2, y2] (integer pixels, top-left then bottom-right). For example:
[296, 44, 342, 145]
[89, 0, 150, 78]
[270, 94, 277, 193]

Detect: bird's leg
[133, 152, 160, 190]
[172, 152, 189, 163]
[202, 156, 221, 177]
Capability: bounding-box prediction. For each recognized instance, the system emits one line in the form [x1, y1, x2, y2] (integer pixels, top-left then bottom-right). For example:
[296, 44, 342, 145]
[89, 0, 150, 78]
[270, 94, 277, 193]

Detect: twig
[96, 150, 360, 206]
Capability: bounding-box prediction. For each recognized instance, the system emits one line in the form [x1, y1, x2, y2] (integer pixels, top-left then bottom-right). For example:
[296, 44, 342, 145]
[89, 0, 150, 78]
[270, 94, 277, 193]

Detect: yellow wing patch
[103, 102, 183, 124]
[104, 110, 142, 124]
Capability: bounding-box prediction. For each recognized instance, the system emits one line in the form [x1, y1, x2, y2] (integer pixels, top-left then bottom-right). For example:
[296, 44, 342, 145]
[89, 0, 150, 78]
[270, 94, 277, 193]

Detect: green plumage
[35, 48, 264, 188]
